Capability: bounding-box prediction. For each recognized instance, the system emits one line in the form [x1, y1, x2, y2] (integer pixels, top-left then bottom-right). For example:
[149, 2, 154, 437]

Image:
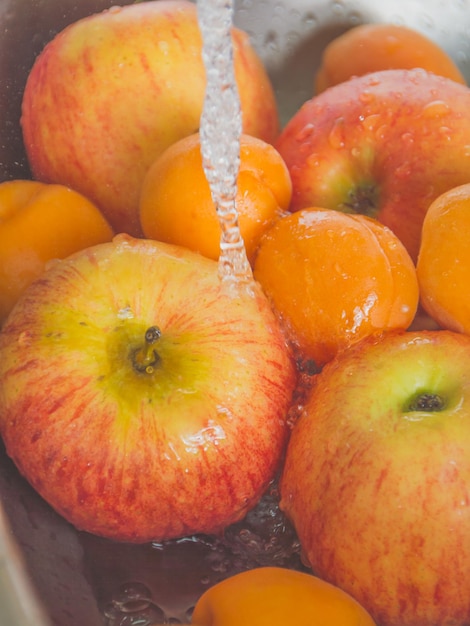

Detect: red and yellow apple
[0, 235, 296, 543]
[276, 69, 470, 261]
[280, 329, 470, 626]
[21, 0, 280, 237]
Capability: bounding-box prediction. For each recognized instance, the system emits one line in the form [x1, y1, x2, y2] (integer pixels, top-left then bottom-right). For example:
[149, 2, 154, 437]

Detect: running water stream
[197, 0, 254, 292]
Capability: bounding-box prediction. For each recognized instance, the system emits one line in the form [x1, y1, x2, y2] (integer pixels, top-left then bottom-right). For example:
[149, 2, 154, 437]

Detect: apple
[280, 329, 470, 626]
[0, 235, 296, 543]
[275, 68, 470, 261]
[20, 0, 280, 237]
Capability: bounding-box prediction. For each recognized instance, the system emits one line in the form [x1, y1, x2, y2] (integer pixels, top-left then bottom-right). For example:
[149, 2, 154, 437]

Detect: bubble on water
[112, 582, 153, 612]
[220, 478, 306, 570]
[103, 582, 167, 626]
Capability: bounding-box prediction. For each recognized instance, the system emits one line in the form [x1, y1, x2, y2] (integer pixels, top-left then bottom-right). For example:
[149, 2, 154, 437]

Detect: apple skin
[21, 0, 279, 237]
[280, 329, 470, 626]
[275, 69, 470, 261]
[0, 235, 296, 543]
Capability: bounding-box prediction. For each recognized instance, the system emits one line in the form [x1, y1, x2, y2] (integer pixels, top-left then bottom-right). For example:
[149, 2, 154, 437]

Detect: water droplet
[359, 90, 375, 104]
[438, 126, 453, 141]
[419, 13, 435, 29]
[264, 30, 279, 53]
[273, 4, 285, 18]
[112, 582, 153, 613]
[422, 100, 450, 118]
[401, 132, 414, 146]
[374, 124, 389, 141]
[306, 153, 321, 168]
[395, 163, 412, 179]
[348, 10, 362, 25]
[366, 76, 381, 87]
[361, 113, 381, 132]
[303, 11, 317, 27]
[44, 258, 61, 271]
[117, 306, 134, 320]
[330, 1, 345, 16]
[295, 123, 315, 143]
[285, 30, 301, 52]
[328, 117, 346, 149]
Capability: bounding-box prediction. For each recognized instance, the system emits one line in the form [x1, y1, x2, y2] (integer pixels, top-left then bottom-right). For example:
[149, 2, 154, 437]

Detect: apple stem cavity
[407, 392, 446, 412]
[342, 183, 380, 218]
[132, 326, 162, 374]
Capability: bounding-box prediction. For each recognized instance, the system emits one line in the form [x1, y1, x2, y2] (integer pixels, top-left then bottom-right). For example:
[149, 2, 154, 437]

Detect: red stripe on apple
[0, 235, 297, 543]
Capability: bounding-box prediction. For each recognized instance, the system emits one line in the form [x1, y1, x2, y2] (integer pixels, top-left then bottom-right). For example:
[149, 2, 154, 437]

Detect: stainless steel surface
[1, 1, 470, 625]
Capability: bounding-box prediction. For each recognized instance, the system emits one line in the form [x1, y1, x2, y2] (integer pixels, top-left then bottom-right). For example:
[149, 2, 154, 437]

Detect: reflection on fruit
[139, 133, 291, 264]
[315, 23, 466, 94]
[280, 329, 470, 626]
[276, 68, 470, 261]
[0, 235, 296, 542]
[253, 208, 418, 367]
[191, 566, 376, 626]
[0, 179, 113, 326]
[417, 183, 470, 334]
[21, 0, 279, 237]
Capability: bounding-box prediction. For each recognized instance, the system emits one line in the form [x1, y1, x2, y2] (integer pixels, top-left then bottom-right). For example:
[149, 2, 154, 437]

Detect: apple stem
[407, 393, 445, 412]
[132, 326, 162, 374]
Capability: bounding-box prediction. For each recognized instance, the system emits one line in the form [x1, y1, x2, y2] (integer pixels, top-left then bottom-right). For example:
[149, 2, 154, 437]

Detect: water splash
[197, 0, 253, 293]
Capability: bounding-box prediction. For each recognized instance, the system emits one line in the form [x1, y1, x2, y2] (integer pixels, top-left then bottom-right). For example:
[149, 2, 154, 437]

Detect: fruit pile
[1, 2, 470, 625]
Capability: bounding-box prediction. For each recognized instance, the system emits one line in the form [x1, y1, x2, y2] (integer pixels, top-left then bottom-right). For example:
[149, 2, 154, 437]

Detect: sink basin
[0, 1, 470, 624]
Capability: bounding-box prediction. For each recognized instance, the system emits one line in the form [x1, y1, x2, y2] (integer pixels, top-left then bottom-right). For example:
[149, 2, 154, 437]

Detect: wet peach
[139, 133, 291, 264]
[0, 179, 113, 325]
[417, 183, 470, 334]
[253, 208, 419, 367]
[315, 23, 466, 93]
